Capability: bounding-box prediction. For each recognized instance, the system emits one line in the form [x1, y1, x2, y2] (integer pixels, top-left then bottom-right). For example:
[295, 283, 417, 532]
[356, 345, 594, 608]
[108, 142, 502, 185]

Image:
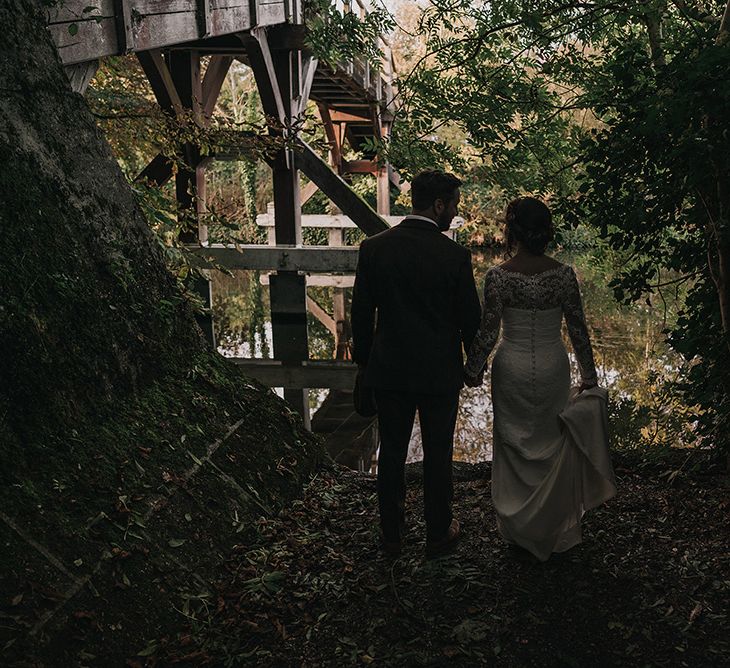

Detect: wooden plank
[48, 0, 254, 64]
[131, 11, 200, 52]
[254, 1, 287, 26]
[46, 0, 116, 23]
[228, 359, 357, 389]
[343, 159, 378, 174]
[132, 0, 197, 12]
[189, 244, 359, 272]
[260, 273, 355, 288]
[295, 139, 389, 237]
[329, 110, 371, 122]
[208, 3, 252, 35]
[64, 59, 99, 94]
[48, 17, 119, 66]
[256, 213, 402, 228]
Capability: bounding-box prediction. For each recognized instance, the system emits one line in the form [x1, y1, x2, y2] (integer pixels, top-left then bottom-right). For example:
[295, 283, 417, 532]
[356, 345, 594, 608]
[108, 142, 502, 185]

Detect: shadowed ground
[147, 453, 729, 667]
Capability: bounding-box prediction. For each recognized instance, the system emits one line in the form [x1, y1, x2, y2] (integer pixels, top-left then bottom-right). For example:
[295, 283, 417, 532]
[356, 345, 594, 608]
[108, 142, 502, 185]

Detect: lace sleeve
[563, 268, 598, 384]
[465, 269, 503, 377]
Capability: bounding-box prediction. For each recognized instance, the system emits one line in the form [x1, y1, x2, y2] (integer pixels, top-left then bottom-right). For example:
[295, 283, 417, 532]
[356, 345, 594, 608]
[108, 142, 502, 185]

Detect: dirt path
[151, 455, 730, 667]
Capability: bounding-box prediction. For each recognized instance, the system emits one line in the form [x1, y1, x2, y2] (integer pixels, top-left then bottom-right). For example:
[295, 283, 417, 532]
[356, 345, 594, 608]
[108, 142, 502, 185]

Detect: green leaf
[68, 23, 79, 36]
[136, 641, 158, 656]
[168, 538, 186, 548]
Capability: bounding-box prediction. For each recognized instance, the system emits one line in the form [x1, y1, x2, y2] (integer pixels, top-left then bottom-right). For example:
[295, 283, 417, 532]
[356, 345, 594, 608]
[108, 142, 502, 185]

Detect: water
[213, 249, 684, 464]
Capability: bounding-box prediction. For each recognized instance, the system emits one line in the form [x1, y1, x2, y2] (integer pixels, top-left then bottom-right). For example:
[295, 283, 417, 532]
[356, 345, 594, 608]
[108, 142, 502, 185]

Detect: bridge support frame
[247, 29, 312, 427]
[135, 49, 233, 349]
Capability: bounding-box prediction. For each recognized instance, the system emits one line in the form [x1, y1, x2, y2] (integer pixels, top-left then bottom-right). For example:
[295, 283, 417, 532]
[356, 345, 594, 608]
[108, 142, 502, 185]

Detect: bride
[464, 197, 616, 561]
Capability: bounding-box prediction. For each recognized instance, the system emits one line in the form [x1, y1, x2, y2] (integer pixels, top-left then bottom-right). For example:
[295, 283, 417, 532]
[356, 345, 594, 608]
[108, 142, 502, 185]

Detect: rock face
[0, 1, 204, 463]
[0, 2, 323, 662]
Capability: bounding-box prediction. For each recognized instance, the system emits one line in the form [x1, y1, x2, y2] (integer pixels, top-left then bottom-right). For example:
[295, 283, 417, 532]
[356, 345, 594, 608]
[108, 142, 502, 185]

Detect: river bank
[149, 449, 729, 667]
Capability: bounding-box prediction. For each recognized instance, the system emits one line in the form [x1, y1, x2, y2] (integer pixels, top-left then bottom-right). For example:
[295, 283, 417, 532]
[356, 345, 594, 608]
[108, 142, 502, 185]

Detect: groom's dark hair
[411, 170, 462, 210]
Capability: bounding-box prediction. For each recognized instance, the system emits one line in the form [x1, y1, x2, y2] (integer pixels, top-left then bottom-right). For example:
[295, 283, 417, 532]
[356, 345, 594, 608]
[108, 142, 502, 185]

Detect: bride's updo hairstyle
[504, 197, 553, 256]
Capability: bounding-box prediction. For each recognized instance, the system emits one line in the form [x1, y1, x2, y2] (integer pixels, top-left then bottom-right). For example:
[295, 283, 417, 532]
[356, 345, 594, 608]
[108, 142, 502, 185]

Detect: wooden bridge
[47, 0, 398, 467]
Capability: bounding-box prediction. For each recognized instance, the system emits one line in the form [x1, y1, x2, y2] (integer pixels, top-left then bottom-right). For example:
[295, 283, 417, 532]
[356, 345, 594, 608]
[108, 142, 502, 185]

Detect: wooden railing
[329, 0, 396, 106]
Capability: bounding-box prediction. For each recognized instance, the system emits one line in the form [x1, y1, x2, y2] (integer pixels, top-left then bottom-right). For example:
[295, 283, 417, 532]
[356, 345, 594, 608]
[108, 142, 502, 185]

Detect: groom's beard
[436, 213, 452, 232]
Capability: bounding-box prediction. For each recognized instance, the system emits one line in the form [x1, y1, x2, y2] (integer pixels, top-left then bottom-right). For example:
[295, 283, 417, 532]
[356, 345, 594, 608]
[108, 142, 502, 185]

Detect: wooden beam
[294, 139, 389, 237]
[377, 163, 390, 215]
[198, 0, 212, 37]
[201, 55, 233, 122]
[297, 56, 318, 116]
[48, 0, 258, 66]
[188, 244, 359, 272]
[135, 153, 174, 186]
[342, 159, 378, 174]
[316, 103, 342, 172]
[137, 50, 183, 116]
[329, 110, 371, 122]
[228, 359, 357, 389]
[260, 273, 355, 288]
[113, 0, 134, 52]
[64, 59, 99, 94]
[246, 27, 286, 122]
[300, 180, 319, 205]
[306, 296, 337, 337]
[256, 213, 403, 228]
[270, 271, 310, 427]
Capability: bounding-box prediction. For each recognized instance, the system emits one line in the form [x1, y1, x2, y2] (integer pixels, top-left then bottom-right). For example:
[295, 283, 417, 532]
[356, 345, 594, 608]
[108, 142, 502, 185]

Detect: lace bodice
[464, 264, 598, 383]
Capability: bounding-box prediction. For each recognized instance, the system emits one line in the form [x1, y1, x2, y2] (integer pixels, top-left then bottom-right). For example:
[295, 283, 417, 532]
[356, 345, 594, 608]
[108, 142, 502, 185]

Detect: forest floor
[145, 451, 730, 667]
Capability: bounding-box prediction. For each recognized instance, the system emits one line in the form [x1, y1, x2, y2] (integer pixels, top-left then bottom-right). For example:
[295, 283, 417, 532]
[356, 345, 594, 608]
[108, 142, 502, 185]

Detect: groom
[351, 170, 481, 557]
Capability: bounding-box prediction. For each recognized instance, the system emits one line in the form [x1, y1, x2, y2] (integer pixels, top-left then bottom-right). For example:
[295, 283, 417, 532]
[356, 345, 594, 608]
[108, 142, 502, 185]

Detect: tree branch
[718, 0, 730, 43]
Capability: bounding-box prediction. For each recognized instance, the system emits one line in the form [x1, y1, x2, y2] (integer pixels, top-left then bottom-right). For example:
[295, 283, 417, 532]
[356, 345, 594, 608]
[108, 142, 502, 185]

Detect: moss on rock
[0, 2, 324, 662]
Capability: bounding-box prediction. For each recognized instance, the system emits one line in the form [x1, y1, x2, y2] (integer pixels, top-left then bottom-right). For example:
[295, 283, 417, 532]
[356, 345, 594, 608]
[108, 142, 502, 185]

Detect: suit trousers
[374, 389, 460, 543]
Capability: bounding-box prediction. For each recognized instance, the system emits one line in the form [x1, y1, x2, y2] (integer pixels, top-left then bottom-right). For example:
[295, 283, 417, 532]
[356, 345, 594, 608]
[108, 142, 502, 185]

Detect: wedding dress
[465, 264, 616, 561]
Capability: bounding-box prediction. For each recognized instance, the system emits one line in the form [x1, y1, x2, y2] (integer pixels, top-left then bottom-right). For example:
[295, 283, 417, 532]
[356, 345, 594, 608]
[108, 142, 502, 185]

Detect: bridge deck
[47, 0, 283, 65]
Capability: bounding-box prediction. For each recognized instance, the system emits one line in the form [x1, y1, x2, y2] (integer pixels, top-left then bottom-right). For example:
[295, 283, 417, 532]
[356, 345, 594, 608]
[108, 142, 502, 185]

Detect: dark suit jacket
[351, 217, 481, 395]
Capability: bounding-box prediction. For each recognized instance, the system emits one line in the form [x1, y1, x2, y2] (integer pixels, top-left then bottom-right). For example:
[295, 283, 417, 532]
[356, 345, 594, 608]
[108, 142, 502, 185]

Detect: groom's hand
[464, 370, 483, 387]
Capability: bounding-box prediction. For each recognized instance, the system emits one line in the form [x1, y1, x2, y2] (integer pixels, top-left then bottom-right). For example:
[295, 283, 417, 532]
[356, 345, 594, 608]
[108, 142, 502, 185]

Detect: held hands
[464, 368, 484, 387]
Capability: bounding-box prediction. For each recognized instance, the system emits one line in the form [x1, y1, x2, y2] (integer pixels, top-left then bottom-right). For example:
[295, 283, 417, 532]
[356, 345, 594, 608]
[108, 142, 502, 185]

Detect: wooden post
[270, 274, 311, 429]
[168, 50, 215, 347]
[377, 120, 391, 216]
[248, 31, 310, 425]
[328, 227, 350, 360]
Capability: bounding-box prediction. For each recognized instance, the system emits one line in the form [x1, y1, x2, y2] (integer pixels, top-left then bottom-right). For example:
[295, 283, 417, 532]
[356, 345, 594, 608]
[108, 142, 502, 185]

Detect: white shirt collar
[404, 214, 439, 228]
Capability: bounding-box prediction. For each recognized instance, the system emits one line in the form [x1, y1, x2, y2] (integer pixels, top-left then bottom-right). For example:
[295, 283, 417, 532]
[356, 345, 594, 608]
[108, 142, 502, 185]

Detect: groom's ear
[433, 198, 445, 215]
